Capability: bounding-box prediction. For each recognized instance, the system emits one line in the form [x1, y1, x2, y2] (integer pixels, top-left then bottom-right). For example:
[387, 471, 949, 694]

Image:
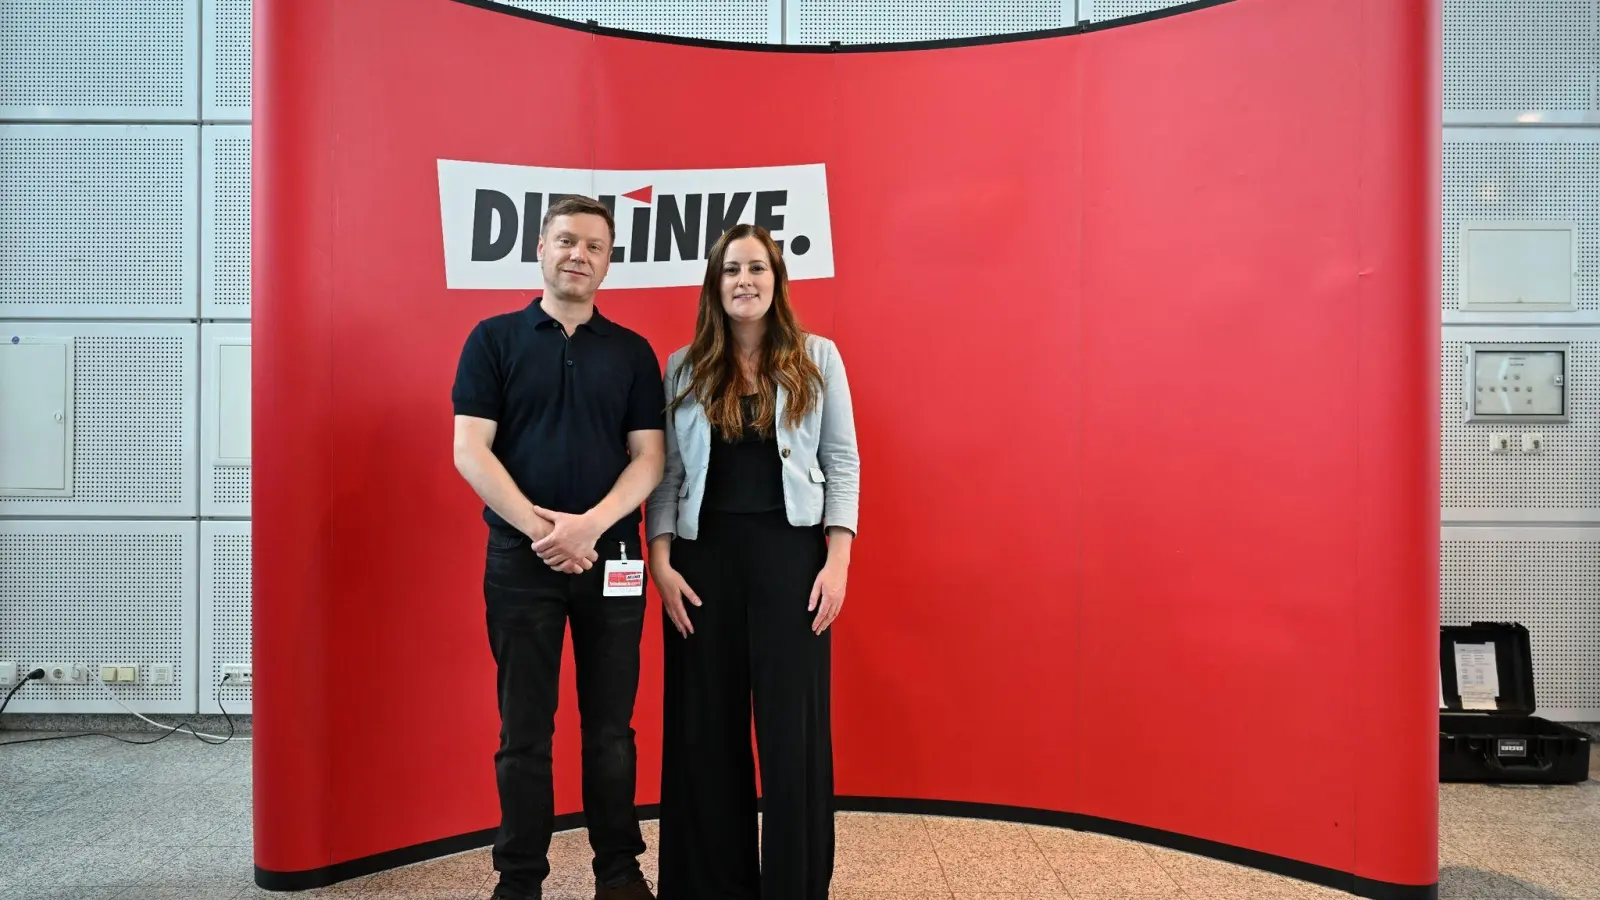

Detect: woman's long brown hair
[669, 224, 822, 441]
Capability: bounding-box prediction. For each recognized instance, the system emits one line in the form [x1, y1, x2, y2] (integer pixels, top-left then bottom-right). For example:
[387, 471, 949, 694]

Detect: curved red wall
[254, 0, 1439, 894]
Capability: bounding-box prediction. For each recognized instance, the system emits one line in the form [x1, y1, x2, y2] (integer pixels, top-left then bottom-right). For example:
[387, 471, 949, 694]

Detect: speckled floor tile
[36, 845, 162, 891]
[1029, 826, 1182, 896]
[936, 850, 1064, 893]
[1469, 855, 1600, 900]
[832, 893, 954, 900]
[135, 844, 255, 888]
[0, 887, 127, 900]
[832, 850, 949, 892]
[1061, 894, 1200, 900]
[1, 730, 1596, 900]
[362, 847, 495, 898]
[118, 882, 250, 900]
[1145, 847, 1282, 894]
[1436, 864, 1541, 899]
[1052, 863, 1185, 896]
[947, 893, 1069, 899]
[924, 816, 1040, 853]
[1025, 826, 1146, 856]
[1182, 876, 1354, 899]
[837, 812, 936, 851]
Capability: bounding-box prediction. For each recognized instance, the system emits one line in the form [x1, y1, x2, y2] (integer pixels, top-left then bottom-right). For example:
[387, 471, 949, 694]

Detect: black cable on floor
[0, 673, 241, 749]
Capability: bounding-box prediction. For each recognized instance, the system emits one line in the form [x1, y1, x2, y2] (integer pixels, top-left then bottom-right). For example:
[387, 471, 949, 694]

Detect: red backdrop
[254, 0, 1440, 894]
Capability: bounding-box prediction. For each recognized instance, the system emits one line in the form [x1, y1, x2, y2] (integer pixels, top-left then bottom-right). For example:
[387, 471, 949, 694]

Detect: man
[452, 195, 665, 900]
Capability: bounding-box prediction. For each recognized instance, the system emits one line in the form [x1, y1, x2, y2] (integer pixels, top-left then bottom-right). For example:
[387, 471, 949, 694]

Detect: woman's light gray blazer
[645, 334, 860, 543]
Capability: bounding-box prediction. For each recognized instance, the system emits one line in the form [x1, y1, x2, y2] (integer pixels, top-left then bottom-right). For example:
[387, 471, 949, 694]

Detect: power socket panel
[222, 664, 253, 686]
[0, 661, 16, 686]
[42, 663, 87, 684]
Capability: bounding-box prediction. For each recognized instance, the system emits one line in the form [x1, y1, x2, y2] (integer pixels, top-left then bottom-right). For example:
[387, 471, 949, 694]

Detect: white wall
[1437, 0, 1600, 721]
[1, 0, 1596, 721]
[0, 0, 252, 716]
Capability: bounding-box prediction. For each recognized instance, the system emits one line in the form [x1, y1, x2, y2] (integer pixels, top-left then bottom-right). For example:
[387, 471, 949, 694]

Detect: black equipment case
[1439, 622, 1591, 784]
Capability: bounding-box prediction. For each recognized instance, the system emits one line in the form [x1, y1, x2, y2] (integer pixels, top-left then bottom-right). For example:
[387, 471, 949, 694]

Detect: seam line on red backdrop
[1072, 26, 1087, 822]
[1350, 0, 1368, 875]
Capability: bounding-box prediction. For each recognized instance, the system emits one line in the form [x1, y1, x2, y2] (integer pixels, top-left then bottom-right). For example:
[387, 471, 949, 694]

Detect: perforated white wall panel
[0, 323, 196, 518]
[200, 521, 252, 715]
[1444, 130, 1600, 324]
[0, 0, 198, 120]
[203, 0, 253, 120]
[792, 0, 1068, 43]
[201, 323, 251, 517]
[494, 0, 782, 42]
[202, 126, 252, 319]
[1441, 328, 1600, 521]
[1442, 0, 1598, 114]
[1442, 527, 1600, 720]
[1082, 0, 1187, 22]
[0, 520, 197, 715]
[0, 125, 198, 320]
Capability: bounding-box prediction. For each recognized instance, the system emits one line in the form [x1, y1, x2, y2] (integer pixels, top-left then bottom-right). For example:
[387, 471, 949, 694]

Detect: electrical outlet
[1489, 433, 1513, 454]
[0, 661, 15, 686]
[222, 664, 252, 686]
[43, 663, 86, 684]
[1522, 434, 1544, 454]
[150, 663, 174, 685]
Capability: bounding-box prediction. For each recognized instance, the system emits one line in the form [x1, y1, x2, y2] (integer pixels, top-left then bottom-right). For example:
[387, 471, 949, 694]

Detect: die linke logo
[608, 568, 644, 591]
[437, 160, 834, 291]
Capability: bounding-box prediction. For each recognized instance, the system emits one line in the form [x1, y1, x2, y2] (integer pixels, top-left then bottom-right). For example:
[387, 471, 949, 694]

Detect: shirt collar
[524, 296, 614, 336]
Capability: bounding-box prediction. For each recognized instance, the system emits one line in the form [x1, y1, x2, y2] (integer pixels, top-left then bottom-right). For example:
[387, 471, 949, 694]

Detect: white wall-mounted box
[1465, 343, 1568, 424]
[0, 323, 196, 519]
[201, 324, 251, 517]
[1460, 221, 1578, 312]
[0, 337, 74, 497]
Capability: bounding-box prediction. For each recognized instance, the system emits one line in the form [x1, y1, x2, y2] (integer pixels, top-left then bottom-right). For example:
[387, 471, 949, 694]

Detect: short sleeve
[625, 338, 666, 432]
[451, 321, 503, 420]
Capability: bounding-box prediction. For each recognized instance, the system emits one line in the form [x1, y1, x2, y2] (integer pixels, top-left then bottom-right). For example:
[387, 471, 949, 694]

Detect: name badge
[809, 466, 826, 484]
[603, 542, 645, 597]
[604, 560, 644, 596]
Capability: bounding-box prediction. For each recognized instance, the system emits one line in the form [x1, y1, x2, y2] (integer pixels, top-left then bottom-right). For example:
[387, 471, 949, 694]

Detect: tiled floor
[1, 730, 1596, 899]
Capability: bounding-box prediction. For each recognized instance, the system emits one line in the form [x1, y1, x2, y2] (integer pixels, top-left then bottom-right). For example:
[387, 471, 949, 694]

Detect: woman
[646, 223, 859, 900]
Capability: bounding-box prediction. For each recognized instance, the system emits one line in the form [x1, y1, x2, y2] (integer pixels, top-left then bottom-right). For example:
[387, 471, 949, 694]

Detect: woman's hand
[808, 558, 848, 634]
[652, 560, 701, 638]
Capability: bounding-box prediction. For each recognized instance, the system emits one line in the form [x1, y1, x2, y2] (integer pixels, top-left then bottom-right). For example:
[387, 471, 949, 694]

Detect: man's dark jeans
[483, 527, 648, 898]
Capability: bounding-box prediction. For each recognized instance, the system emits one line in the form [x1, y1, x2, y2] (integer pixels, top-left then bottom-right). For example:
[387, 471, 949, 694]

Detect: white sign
[437, 160, 835, 291]
[1453, 641, 1501, 711]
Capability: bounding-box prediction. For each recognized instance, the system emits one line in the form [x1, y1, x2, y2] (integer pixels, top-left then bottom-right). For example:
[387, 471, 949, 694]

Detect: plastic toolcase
[1439, 622, 1591, 784]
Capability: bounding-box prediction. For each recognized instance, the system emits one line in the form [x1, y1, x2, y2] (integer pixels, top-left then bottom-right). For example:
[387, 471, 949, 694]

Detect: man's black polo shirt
[451, 298, 664, 545]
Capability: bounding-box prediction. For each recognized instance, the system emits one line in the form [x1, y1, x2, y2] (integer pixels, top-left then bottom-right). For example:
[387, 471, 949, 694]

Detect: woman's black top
[702, 394, 785, 514]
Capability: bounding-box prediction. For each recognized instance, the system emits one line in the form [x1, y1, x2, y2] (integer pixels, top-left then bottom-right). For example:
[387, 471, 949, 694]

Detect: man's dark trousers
[483, 526, 649, 898]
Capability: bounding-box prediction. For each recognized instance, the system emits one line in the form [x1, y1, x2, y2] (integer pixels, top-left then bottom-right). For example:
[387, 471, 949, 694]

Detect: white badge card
[604, 560, 645, 596]
[809, 466, 826, 484]
[603, 542, 645, 597]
